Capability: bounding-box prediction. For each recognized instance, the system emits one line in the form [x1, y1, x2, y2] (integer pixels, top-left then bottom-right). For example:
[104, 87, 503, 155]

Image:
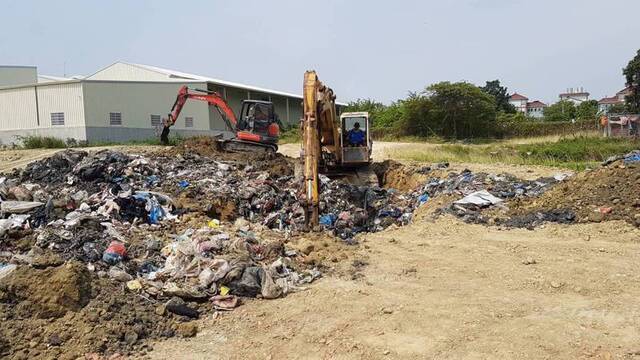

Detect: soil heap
[507, 159, 640, 227]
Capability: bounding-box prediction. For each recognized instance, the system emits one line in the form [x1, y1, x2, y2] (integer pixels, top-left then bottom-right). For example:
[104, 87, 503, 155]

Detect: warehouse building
[0, 62, 335, 145]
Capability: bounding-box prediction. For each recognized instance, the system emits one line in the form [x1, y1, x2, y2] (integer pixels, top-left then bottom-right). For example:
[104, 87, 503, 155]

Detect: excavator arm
[301, 71, 340, 227]
[161, 85, 237, 144]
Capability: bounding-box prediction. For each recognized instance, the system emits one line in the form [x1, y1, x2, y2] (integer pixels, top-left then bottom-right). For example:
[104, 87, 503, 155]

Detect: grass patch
[12, 135, 184, 149]
[278, 127, 301, 144]
[16, 135, 67, 149]
[517, 136, 638, 163]
[386, 136, 640, 171]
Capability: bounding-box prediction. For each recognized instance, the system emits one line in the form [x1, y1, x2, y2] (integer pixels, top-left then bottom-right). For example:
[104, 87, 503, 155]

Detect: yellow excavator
[301, 70, 373, 227]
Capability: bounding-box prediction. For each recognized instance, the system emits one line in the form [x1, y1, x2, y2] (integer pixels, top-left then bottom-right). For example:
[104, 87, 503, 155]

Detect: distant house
[598, 86, 632, 114]
[526, 100, 547, 119]
[509, 93, 546, 118]
[559, 88, 590, 105]
[509, 93, 529, 113]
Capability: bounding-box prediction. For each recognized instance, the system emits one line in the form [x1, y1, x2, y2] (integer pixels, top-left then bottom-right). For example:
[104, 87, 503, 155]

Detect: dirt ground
[147, 215, 640, 359]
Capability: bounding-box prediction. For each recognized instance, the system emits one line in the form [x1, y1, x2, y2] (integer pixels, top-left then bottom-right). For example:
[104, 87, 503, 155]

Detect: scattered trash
[319, 214, 337, 227]
[454, 190, 503, 207]
[0, 263, 17, 281]
[625, 152, 640, 163]
[1, 200, 44, 214]
[165, 297, 199, 318]
[109, 267, 133, 282]
[126, 279, 143, 291]
[102, 241, 127, 265]
[553, 173, 571, 181]
[211, 295, 239, 310]
[599, 207, 613, 214]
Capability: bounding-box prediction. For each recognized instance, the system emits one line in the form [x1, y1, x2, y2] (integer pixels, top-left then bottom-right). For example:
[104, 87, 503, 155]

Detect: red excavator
[161, 85, 280, 152]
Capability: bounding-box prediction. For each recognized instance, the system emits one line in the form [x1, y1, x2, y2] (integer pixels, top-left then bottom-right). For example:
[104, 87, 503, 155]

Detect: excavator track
[220, 139, 277, 154]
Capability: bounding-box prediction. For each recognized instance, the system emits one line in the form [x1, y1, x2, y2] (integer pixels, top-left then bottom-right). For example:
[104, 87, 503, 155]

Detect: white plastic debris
[553, 173, 572, 181]
[0, 200, 44, 214]
[454, 190, 503, 206]
[0, 264, 17, 281]
[0, 214, 30, 236]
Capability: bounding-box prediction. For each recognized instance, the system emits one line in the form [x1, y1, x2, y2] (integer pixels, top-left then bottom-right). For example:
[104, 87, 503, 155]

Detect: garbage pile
[507, 153, 640, 228]
[406, 169, 568, 226]
[0, 145, 418, 358]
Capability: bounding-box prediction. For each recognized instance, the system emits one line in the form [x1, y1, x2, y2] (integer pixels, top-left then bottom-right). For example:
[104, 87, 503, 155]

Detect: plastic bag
[103, 241, 126, 265]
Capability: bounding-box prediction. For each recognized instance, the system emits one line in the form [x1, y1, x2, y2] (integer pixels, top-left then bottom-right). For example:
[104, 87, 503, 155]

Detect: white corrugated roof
[129, 62, 305, 98]
[92, 62, 346, 105]
[37, 74, 74, 83]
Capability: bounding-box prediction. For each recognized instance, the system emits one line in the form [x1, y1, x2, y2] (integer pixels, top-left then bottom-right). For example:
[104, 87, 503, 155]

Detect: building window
[50, 112, 65, 126]
[109, 112, 122, 126]
[151, 114, 161, 127]
[185, 117, 194, 128]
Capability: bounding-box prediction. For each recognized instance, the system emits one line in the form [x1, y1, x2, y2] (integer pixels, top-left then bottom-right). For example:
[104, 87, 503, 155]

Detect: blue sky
[1, 0, 638, 104]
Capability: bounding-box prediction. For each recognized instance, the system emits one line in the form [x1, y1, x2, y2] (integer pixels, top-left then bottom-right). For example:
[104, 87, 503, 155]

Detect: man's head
[353, 122, 360, 130]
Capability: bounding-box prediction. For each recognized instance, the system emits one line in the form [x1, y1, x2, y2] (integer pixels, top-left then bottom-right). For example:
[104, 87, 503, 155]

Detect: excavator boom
[300, 71, 373, 228]
[301, 71, 340, 227]
[167, 86, 237, 131]
[302, 71, 320, 227]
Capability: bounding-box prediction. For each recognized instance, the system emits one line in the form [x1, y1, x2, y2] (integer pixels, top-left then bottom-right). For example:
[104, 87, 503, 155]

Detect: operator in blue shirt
[347, 122, 366, 146]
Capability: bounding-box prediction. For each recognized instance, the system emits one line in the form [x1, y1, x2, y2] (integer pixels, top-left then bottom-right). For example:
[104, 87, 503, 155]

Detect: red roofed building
[598, 86, 632, 114]
[526, 100, 547, 119]
[509, 93, 546, 118]
[509, 93, 529, 113]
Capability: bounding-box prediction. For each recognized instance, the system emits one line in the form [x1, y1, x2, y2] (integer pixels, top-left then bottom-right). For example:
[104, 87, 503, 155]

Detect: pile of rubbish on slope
[0, 145, 419, 358]
[403, 149, 640, 229]
[406, 168, 574, 228]
[507, 150, 640, 228]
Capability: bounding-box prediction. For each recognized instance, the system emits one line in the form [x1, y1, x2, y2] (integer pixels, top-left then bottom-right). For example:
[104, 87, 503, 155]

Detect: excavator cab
[340, 111, 372, 166]
[237, 100, 279, 145]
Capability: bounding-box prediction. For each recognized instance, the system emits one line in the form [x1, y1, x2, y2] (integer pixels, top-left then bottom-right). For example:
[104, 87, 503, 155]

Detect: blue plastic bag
[146, 175, 160, 186]
[178, 180, 190, 188]
[417, 194, 429, 206]
[148, 203, 165, 224]
[624, 153, 640, 163]
[319, 214, 337, 227]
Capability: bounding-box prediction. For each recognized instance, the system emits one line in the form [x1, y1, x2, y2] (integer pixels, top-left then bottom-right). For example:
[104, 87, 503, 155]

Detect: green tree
[422, 82, 497, 139]
[576, 100, 599, 120]
[398, 92, 435, 136]
[623, 49, 640, 112]
[373, 100, 403, 129]
[344, 98, 385, 114]
[344, 98, 390, 129]
[543, 100, 576, 122]
[608, 103, 628, 114]
[480, 80, 516, 114]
